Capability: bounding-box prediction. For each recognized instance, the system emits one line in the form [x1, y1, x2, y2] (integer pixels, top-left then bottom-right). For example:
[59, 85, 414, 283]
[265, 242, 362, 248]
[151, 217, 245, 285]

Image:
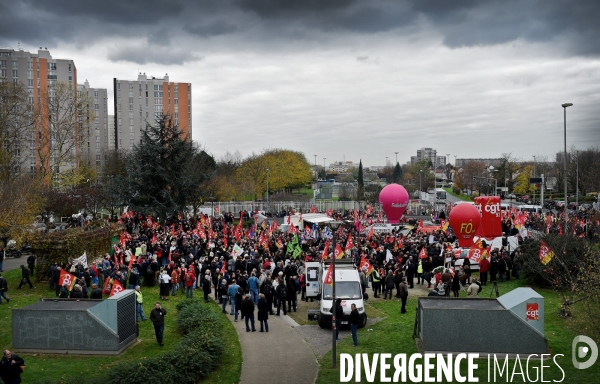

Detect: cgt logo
[526, 303, 539, 321]
[572, 335, 598, 369]
[484, 203, 501, 217]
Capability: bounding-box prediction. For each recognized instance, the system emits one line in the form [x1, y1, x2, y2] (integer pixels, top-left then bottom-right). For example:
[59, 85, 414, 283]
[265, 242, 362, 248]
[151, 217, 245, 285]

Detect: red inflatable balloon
[449, 203, 481, 248]
[379, 184, 409, 225]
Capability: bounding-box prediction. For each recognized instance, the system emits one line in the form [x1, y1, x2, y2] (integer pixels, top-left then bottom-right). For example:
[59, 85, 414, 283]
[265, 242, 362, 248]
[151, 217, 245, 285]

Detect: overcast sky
[2, 0, 599, 167]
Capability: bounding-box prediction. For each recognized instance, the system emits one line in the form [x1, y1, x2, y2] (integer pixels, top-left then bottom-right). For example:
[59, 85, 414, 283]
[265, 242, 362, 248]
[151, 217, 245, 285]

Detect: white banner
[73, 251, 88, 269]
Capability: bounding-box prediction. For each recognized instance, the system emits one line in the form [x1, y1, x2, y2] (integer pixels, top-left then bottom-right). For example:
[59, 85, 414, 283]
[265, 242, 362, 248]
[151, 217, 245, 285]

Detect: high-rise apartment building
[113, 73, 191, 150]
[107, 114, 115, 150]
[0, 47, 78, 177]
[77, 80, 109, 172]
[410, 147, 446, 168]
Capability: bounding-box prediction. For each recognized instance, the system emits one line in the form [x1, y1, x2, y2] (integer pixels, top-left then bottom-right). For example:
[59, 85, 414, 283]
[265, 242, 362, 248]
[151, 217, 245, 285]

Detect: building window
[12, 70, 18, 77]
[27, 62, 33, 69]
[12, 61, 18, 69]
[27, 79, 33, 87]
[129, 83, 133, 90]
[118, 83, 120, 90]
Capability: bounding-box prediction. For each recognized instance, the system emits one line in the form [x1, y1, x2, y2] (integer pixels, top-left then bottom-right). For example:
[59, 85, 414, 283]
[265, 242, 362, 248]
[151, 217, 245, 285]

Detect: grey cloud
[183, 20, 238, 37]
[107, 45, 203, 65]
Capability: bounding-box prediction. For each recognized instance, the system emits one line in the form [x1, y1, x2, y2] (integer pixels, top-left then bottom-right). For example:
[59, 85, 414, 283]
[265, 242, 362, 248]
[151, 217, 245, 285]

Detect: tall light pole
[265, 168, 270, 213]
[314, 155, 317, 180]
[394, 152, 399, 164]
[576, 151, 579, 207]
[562, 103, 573, 227]
[329, 221, 343, 368]
[385, 157, 389, 167]
[533, 156, 536, 203]
[323, 157, 326, 177]
[419, 169, 423, 202]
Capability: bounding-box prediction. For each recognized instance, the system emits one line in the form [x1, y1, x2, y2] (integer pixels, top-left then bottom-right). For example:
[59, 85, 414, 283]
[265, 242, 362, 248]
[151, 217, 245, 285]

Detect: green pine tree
[357, 159, 365, 200]
[393, 162, 403, 183]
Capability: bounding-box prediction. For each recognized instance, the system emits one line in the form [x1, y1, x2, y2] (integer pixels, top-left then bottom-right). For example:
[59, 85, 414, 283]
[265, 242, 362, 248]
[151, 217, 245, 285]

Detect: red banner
[335, 244, 344, 259]
[345, 234, 354, 252]
[324, 263, 334, 286]
[474, 196, 502, 238]
[359, 257, 374, 277]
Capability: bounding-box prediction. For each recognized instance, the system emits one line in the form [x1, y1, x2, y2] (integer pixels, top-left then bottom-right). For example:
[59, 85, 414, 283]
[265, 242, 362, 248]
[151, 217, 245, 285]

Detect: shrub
[104, 300, 224, 384]
[452, 186, 461, 195]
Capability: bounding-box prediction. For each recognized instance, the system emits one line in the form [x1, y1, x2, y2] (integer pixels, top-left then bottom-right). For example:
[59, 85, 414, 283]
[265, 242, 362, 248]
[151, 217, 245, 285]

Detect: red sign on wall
[526, 303, 539, 321]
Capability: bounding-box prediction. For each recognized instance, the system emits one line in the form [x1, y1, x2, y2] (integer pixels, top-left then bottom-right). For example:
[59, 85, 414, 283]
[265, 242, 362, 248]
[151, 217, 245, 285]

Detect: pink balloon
[379, 184, 409, 224]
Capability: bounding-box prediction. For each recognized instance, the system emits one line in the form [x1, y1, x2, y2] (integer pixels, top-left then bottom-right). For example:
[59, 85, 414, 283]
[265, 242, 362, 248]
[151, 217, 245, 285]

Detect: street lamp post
[323, 158, 326, 175]
[329, 221, 343, 368]
[265, 169, 270, 214]
[562, 103, 573, 226]
[576, 151, 579, 207]
[419, 170, 423, 203]
[533, 156, 536, 203]
[314, 155, 317, 180]
[394, 152, 399, 164]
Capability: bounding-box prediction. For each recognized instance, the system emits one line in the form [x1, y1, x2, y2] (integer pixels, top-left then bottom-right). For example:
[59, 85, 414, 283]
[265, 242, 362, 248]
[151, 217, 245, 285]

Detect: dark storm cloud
[108, 45, 202, 65]
[3, 0, 600, 64]
[183, 20, 238, 38]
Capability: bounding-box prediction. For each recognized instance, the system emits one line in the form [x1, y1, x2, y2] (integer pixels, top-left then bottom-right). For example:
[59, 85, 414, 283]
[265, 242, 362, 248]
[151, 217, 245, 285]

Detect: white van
[307, 259, 368, 329]
[517, 205, 543, 214]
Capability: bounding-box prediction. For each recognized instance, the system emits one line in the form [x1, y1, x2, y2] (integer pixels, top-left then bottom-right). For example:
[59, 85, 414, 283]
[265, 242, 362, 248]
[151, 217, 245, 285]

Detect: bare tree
[0, 81, 34, 179]
[35, 81, 95, 186]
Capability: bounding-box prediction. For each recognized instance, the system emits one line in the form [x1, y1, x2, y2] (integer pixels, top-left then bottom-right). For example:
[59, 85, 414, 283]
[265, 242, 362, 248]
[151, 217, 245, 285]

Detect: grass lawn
[444, 187, 473, 201]
[316, 274, 599, 383]
[0, 268, 241, 384]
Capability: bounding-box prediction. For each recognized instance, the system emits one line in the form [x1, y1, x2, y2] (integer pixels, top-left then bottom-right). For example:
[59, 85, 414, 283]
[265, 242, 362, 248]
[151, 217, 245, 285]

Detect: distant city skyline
[2, 1, 599, 166]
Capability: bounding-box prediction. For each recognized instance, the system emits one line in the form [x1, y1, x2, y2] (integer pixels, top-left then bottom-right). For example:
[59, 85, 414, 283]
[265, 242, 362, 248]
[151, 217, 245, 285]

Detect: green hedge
[102, 300, 224, 384]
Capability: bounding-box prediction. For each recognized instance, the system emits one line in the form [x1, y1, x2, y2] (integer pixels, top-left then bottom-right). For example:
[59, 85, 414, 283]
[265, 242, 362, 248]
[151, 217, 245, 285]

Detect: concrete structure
[416, 288, 548, 355]
[78, 80, 109, 172]
[12, 290, 137, 355]
[411, 147, 446, 168]
[0, 47, 77, 175]
[113, 73, 192, 150]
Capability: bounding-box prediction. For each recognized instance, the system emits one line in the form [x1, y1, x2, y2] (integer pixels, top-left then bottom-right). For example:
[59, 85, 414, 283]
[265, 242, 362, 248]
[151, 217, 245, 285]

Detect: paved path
[1, 253, 27, 273]
[222, 303, 319, 384]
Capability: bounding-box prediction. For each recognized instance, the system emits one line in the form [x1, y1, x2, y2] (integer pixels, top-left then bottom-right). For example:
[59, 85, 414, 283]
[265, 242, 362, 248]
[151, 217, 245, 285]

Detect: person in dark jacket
[201, 273, 211, 303]
[90, 283, 102, 299]
[276, 278, 287, 316]
[69, 284, 84, 299]
[349, 303, 359, 347]
[384, 270, 395, 300]
[150, 302, 167, 346]
[241, 295, 256, 332]
[59, 283, 70, 298]
[405, 257, 416, 289]
[451, 272, 461, 298]
[399, 277, 408, 314]
[257, 293, 269, 332]
[286, 276, 298, 312]
[235, 287, 244, 321]
[0, 274, 9, 304]
[334, 298, 344, 341]
[17, 265, 33, 289]
[0, 350, 25, 384]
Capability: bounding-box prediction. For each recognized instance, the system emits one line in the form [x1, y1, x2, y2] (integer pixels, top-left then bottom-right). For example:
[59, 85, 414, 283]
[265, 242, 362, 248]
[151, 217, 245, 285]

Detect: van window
[307, 267, 319, 282]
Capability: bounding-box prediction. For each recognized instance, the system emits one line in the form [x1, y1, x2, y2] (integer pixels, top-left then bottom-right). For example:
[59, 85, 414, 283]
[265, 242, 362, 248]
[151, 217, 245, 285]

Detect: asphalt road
[1, 252, 29, 272]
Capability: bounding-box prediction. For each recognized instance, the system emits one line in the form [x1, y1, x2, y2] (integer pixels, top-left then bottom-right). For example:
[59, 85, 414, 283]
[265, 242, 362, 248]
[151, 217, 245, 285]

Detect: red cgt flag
[320, 240, 330, 260]
[324, 262, 334, 286]
[335, 244, 344, 259]
[359, 257, 374, 277]
[59, 269, 77, 291]
[110, 279, 124, 297]
[345, 233, 354, 252]
[419, 247, 428, 259]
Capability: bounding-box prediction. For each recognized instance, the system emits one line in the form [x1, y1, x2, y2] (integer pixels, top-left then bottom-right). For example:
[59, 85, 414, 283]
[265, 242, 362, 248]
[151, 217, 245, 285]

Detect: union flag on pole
[359, 257, 374, 277]
[419, 247, 428, 259]
[468, 240, 486, 263]
[539, 240, 555, 265]
[367, 226, 374, 240]
[324, 262, 334, 286]
[335, 244, 344, 259]
[110, 279, 124, 297]
[59, 269, 77, 291]
[320, 240, 330, 260]
[345, 233, 354, 252]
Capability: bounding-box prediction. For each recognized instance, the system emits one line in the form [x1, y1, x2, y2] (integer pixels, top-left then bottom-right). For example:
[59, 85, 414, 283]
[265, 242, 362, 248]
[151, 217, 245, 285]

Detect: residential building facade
[410, 147, 446, 168]
[113, 73, 192, 150]
[78, 80, 109, 172]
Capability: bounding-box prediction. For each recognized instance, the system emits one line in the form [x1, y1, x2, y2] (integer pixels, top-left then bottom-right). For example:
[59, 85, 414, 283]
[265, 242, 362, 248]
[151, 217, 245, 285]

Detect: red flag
[539, 240, 555, 265]
[151, 233, 158, 245]
[398, 238, 404, 249]
[276, 238, 284, 249]
[223, 236, 228, 248]
[419, 247, 428, 259]
[220, 262, 226, 276]
[320, 240, 330, 260]
[327, 208, 333, 217]
[417, 219, 424, 233]
[345, 233, 354, 252]
[359, 257, 374, 276]
[271, 220, 279, 232]
[324, 262, 334, 286]
[102, 277, 111, 294]
[128, 254, 135, 270]
[335, 244, 344, 259]
[367, 226, 375, 240]
[468, 240, 486, 263]
[287, 215, 291, 224]
[59, 270, 76, 291]
[119, 253, 123, 266]
[110, 279, 124, 297]
[310, 205, 317, 213]
[453, 249, 462, 259]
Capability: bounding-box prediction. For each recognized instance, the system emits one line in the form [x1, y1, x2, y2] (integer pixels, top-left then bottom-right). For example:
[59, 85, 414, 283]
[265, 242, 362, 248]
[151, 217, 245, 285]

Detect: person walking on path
[135, 286, 147, 322]
[257, 293, 269, 332]
[384, 270, 394, 300]
[248, 272, 260, 304]
[0, 350, 25, 384]
[241, 294, 256, 332]
[0, 274, 9, 304]
[17, 265, 33, 289]
[150, 302, 167, 346]
[349, 304, 359, 347]
[228, 279, 240, 316]
[399, 277, 408, 314]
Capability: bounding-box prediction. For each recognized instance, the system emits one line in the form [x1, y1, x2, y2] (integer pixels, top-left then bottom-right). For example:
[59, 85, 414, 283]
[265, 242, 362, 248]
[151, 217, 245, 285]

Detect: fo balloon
[379, 184, 409, 225]
[449, 203, 481, 248]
